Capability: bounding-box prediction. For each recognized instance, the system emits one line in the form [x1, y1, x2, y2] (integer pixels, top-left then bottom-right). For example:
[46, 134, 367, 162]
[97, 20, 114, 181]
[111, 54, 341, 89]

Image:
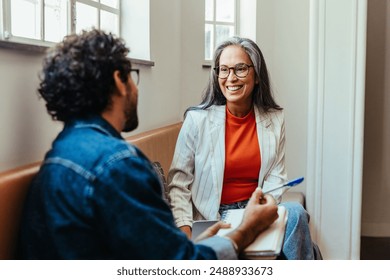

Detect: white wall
[0, 49, 62, 171]
[257, 0, 310, 194]
[179, 0, 210, 114]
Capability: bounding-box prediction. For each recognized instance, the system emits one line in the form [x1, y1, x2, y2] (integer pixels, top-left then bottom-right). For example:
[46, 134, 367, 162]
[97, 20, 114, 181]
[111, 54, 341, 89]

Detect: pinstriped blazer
[166, 105, 288, 228]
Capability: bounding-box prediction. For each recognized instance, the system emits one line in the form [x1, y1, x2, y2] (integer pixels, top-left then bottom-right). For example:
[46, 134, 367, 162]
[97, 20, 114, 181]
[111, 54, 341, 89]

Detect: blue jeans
[219, 201, 315, 260]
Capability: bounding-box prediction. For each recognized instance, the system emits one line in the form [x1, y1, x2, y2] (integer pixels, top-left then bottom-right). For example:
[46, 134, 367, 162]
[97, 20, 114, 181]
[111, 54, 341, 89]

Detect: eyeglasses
[130, 69, 140, 85]
[214, 63, 253, 79]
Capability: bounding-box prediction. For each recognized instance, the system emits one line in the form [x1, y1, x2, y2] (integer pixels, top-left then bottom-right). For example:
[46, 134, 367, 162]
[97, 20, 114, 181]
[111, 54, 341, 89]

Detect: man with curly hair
[19, 29, 278, 259]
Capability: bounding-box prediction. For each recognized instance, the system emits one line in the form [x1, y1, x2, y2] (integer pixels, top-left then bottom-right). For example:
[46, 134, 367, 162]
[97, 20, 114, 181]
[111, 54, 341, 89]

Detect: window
[204, 0, 237, 61]
[121, 0, 150, 62]
[0, 0, 120, 46]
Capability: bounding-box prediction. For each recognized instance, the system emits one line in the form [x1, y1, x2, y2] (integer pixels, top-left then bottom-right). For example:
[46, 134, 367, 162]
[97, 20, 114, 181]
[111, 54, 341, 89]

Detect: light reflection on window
[205, 0, 236, 61]
[6, 0, 120, 44]
[44, 0, 68, 42]
[11, 0, 41, 40]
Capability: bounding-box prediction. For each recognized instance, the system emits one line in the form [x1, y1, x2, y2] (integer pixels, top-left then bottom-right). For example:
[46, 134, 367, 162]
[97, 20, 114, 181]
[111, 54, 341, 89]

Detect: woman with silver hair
[190, 36, 278, 112]
[167, 37, 319, 259]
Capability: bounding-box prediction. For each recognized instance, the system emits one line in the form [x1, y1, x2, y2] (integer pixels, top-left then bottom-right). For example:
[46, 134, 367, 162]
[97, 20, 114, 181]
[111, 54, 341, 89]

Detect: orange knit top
[220, 107, 261, 204]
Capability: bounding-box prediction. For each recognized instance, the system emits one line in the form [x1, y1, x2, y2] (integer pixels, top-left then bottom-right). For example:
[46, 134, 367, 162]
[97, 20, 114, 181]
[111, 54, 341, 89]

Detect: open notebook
[192, 206, 288, 259]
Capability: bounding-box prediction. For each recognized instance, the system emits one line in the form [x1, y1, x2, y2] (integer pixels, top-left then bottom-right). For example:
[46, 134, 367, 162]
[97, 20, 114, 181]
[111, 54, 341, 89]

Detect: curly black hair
[38, 29, 132, 122]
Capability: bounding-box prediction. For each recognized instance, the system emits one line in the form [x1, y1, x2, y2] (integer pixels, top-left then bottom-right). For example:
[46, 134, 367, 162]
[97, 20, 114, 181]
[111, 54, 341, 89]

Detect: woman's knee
[281, 202, 310, 224]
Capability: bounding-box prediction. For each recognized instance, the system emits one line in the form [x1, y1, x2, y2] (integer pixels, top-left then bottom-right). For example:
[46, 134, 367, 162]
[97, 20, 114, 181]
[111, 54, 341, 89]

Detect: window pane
[205, 24, 214, 60]
[76, 2, 98, 33]
[205, 0, 213, 21]
[101, 0, 119, 9]
[100, 10, 118, 35]
[11, 0, 42, 40]
[215, 25, 234, 47]
[44, 0, 68, 42]
[216, 0, 234, 23]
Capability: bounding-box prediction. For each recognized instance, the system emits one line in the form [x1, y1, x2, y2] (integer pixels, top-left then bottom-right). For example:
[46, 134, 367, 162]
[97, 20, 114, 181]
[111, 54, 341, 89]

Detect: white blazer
[167, 105, 287, 228]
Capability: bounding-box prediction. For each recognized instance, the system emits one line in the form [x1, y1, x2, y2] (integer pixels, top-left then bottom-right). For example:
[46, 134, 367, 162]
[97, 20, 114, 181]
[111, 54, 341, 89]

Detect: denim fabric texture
[219, 200, 315, 260]
[19, 116, 231, 259]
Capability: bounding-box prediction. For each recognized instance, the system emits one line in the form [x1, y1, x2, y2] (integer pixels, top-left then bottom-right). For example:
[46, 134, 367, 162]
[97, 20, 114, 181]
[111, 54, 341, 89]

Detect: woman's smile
[226, 85, 244, 91]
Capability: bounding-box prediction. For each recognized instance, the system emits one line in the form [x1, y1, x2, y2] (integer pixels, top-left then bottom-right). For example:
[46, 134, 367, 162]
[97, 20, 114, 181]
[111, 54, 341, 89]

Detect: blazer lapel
[255, 107, 276, 188]
[208, 106, 226, 215]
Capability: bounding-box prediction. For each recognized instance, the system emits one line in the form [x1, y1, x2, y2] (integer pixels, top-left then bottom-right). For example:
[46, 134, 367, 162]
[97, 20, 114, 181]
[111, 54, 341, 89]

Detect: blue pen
[263, 177, 304, 194]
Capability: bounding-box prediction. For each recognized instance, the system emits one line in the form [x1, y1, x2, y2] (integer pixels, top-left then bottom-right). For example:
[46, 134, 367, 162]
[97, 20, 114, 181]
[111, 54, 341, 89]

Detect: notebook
[219, 206, 287, 259]
[192, 206, 288, 259]
[191, 220, 219, 242]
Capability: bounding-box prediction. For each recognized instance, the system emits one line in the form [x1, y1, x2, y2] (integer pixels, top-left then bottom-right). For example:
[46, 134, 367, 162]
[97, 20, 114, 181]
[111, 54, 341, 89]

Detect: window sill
[130, 58, 155, 67]
[0, 40, 50, 53]
[0, 40, 156, 67]
[202, 61, 212, 68]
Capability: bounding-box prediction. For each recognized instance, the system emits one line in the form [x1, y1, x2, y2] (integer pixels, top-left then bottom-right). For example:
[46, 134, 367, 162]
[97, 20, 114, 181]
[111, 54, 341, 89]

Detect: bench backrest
[0, 122, 182, 259]
[0, 163, 40, 259]
[125, 122, 182, 174]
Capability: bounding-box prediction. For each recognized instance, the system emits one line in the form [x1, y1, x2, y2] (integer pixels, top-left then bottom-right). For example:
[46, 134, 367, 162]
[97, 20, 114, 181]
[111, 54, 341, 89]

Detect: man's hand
[262, 193, 277, 205]
[226, 188, 279, 253]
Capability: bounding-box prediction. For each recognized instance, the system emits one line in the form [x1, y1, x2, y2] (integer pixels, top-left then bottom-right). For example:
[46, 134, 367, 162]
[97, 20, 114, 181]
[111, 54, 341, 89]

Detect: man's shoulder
[47, 128, 144, 177]
[57, 126, 133, 153]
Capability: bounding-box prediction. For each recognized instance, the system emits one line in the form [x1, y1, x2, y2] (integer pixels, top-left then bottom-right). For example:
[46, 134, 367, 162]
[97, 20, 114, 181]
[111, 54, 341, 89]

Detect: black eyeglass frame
[213, 63, 254, 79]
[130, 69, 140, 85]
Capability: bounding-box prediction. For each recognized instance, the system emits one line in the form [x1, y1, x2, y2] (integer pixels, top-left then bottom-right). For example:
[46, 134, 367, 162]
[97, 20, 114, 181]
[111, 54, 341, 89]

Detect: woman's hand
[180, 225, 192, 239]
[193, 221, 231, 242]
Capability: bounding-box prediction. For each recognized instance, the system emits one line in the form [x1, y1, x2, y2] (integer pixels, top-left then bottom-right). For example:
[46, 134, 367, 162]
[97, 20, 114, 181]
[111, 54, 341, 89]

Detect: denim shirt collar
[65, 115, 123, 140]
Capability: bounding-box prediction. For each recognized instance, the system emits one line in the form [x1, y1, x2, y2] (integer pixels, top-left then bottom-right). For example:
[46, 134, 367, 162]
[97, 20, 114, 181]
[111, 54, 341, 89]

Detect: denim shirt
[19, 116, 236, 260]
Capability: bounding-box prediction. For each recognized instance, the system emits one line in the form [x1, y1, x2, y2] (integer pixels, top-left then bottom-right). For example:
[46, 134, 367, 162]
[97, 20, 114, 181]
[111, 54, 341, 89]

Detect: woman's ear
[113, 70, 127, 97]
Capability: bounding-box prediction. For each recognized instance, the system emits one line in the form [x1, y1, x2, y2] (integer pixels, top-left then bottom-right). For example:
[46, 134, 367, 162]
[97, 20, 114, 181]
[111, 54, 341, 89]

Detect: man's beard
[122, 95, 138, 132]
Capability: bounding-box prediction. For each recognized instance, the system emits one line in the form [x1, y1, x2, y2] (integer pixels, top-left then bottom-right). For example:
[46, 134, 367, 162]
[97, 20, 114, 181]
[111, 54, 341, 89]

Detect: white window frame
[204, 0, 238, 63]
[0, 0, 121, 49]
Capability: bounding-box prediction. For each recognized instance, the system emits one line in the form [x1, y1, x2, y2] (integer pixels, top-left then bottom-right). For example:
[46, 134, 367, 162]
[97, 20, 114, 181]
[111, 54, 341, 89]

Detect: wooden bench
[0, 121, 303, 259]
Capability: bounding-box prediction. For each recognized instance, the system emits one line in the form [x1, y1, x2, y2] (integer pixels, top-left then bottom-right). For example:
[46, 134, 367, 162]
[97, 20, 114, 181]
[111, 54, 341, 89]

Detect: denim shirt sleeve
[93, 153, 234, 259]
[197, 236, 238, 260]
